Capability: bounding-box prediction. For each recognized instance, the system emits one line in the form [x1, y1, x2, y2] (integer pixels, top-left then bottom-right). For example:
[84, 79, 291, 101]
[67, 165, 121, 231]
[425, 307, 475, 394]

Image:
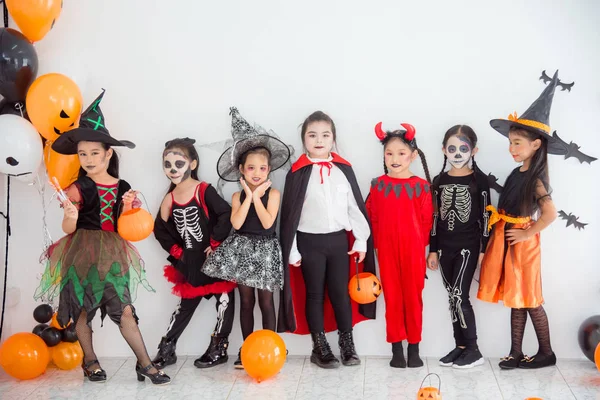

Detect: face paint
[444, 135, 473, 169]
[163, 150, 191, 184]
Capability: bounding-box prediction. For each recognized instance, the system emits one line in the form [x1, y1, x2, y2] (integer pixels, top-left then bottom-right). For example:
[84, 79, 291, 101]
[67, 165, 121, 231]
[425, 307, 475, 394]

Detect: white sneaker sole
[452, 357, 485, 369]
[439, 360, 454, 367]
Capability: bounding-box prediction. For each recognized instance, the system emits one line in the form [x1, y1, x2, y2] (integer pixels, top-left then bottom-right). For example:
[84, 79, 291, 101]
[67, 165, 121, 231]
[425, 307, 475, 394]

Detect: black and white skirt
[202, 232, 284, 292]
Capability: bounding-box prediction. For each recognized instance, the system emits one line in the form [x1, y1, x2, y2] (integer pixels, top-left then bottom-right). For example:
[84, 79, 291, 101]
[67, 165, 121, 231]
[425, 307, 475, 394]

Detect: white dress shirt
[289, 155, 370, 264]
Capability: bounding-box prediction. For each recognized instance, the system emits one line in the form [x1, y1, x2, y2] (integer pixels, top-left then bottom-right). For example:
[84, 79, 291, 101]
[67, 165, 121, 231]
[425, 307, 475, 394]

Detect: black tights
[509, 306, 553, 357]
[238, 284, 276, 340]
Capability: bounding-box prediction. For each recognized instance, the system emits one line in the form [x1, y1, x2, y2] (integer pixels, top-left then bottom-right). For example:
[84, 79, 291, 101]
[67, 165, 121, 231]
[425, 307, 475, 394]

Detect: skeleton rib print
[173, 206, 204, 249]
[439, 184, 472, 231]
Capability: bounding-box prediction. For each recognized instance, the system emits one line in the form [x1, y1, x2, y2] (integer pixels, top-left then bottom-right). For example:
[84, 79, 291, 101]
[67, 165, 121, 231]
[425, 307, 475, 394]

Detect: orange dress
[477, 168, 543, 309]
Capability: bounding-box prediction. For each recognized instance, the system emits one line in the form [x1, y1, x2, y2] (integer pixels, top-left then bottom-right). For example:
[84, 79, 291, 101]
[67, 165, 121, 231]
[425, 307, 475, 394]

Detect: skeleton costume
[153, 139, 236, 370]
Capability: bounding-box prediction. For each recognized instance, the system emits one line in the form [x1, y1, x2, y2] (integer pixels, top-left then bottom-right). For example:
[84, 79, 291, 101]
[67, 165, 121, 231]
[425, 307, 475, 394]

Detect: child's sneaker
[439, 347, 464, 367]
[452, 348, 484, 369]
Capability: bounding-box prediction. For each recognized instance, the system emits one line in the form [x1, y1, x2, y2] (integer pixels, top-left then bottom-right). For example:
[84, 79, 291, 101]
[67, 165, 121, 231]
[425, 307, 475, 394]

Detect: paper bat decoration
[486, 173, 503, 193]
[558, 210, 588, 230]
[552, 131, 597, 164]
[539, 70, 575, 92]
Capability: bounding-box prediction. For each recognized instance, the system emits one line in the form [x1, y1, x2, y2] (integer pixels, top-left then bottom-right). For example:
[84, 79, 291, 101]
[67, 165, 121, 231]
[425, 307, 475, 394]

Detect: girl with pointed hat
[34, 90, 170, 384]
[477, 71, 568, 369]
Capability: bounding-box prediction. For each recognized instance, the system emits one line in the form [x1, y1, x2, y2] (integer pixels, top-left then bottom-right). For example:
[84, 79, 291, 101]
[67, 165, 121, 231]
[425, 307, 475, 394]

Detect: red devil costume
[278, 152, 376, 368]
[366, 123, 433, 365]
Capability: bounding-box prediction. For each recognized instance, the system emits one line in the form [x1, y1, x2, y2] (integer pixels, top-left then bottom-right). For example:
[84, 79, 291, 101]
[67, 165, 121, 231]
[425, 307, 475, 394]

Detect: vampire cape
[276, 153, 377, 334]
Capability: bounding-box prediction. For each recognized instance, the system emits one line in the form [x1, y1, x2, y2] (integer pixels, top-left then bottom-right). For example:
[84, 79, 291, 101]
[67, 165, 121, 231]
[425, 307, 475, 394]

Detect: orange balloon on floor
[44, 141, 80, 189]
[241, 330, 286, 383]
[26, 73, 82, 141]
[51, 341, 83, 370]
[0, 332, 50, 380]
[6, 0, 62, 43]
[594, 342, 600, 371]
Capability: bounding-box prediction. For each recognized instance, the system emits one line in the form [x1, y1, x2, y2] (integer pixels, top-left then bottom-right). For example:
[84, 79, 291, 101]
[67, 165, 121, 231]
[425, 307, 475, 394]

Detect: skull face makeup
[163, 150, 192, 184]
[444, 135, 473, 169]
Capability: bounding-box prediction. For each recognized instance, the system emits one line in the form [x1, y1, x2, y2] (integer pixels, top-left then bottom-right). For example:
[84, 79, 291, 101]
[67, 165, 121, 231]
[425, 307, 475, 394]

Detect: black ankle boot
[310, 332, 340, 369]
[194, 335, 229, 368]
[407, 343, 424, 368]
[152, 337, 177, 369]
[338, 331, 360, 366]
[390, 342, 406, 368]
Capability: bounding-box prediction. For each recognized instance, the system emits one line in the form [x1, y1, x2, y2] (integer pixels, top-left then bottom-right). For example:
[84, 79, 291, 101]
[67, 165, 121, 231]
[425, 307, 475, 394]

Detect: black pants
[297, 230, 352, 333]
[164, 290, 235, 342]
[438, 245, 479, 347]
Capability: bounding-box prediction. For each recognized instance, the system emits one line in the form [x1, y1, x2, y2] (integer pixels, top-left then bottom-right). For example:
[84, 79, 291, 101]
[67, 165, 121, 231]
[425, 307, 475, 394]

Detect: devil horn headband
[374, 122, 416, 141]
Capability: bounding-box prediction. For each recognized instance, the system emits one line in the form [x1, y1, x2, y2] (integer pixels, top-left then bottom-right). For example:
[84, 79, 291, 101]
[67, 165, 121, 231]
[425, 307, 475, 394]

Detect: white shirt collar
[307, 154, 333, 163]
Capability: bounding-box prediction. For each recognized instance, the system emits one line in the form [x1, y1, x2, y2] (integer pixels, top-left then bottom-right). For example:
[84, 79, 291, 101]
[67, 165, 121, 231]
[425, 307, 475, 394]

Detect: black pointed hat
[490, 70, 573, 155]
[216, 107, 291, 182]
[52, 89, 136, 155]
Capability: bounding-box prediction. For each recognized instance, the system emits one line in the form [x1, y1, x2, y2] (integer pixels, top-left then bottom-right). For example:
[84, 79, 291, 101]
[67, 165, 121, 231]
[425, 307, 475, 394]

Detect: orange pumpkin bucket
[417, 373, 442, 400]
[348, 257, 382, 304]
[117, 194, 154, 242]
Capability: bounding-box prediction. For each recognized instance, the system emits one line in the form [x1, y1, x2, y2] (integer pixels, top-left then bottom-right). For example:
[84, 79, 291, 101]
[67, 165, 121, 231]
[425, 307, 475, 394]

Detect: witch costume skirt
[34, 229, 154, 326]
[202, 232, 284, 292]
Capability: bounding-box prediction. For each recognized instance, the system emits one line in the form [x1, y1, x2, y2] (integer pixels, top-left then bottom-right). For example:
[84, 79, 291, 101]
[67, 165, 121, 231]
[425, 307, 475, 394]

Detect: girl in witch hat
[427, 125, 490, 369]
[34, 90, 170, 385]
[477, 70, 568, 369]
[366, 123, 433, 368]
[202, 107, 291, 368]
[152, 138, 237, 370]
[278, 111, 375, 369]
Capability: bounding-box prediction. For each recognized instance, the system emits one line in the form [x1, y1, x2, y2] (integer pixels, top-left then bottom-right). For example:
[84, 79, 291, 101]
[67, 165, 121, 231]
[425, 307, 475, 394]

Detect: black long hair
[510, 127, 551, 216]
[300, 110, 337, 153]
[77, 142, 119, 178]
[163, 137, 199, 193]
[380, 131, 431, 184]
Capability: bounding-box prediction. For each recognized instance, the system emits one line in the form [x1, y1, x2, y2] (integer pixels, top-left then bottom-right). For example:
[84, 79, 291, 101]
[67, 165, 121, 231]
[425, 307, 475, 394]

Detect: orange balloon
[0, 332, 50, 380]
[6, 0, 62, 43]
[117, 208, 154, 242]
[43, 141, 79, 189]
[594, 342, 600, 371]
[51, 341, 83, 370]
[49, 312, 70, 330]
[26, 73, 82, 141]
[241, 330, 286, 383]
[348, 272, 382, 304]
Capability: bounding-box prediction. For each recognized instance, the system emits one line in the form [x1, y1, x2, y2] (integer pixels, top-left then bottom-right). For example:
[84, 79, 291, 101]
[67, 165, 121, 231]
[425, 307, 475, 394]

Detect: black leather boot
[390, 342, 406, 368]
[338, 331, 360, 366]
[310, 332, 340, 369]
[194, 335, 229, 368]
[407, 343, 424, 368]
[152, 336, 177, 369]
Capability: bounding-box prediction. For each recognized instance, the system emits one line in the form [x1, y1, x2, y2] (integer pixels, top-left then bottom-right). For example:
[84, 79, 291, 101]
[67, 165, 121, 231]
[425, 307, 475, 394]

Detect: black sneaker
[498, 353, 523, 370]
[234, 349, 243, 370]
[439, 347, 464, 367]
[452, 348, 484, 369]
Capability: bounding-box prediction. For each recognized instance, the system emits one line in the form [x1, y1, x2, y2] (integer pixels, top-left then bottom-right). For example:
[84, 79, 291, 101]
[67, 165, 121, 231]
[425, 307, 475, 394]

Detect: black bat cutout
[539, 70, 575, 92]
[558, 210, 588, 230]
[486, 173, 503, 193]
[552, 131, 597, 164]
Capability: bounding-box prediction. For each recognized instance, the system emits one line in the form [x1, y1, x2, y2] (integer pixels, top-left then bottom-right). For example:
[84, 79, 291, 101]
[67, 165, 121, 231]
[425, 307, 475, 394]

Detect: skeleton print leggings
[438, 244, 479, 348]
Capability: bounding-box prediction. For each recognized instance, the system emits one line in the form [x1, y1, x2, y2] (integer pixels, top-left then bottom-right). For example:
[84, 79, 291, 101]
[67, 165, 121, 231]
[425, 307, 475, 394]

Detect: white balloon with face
[444, 135, 473, 169]
[163, 151, 191, 185]
[0, 114, 43, 183]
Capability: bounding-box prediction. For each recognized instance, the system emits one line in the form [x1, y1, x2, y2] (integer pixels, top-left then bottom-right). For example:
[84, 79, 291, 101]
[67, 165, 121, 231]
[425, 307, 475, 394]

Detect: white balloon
[0, 115, 43, 183]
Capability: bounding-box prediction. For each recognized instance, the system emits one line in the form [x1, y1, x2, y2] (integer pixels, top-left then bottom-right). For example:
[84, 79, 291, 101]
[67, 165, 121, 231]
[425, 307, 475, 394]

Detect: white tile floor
[0, 356, 598, 400]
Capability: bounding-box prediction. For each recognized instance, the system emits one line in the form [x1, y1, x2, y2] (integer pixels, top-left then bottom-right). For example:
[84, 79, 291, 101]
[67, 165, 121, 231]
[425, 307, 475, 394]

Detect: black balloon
[61, 324, 78, 343]
[41, 327, 62, 347]
[33, 304, 53, 324]
[0, 28, 38, 102]
[32, 323, 49, 337]
[0, 98, 27, 118]
[578, 315, 600, 363]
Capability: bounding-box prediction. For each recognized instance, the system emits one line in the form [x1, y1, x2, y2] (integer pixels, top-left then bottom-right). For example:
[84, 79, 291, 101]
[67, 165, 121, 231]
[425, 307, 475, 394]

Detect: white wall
[1, 0, 599, 359]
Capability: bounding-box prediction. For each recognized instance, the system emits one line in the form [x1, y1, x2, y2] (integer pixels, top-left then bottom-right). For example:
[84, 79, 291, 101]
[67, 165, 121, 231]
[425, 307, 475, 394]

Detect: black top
[498, 167, 527, 217]
[75, 176, 130, 232]
[430, 171, 491, 253]
[238, 188, 275, 236]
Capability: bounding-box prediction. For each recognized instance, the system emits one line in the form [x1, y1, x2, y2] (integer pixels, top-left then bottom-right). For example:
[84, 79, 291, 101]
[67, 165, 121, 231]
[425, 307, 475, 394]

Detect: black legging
[297, 230, 352, 333]
[438, 244, 479, 348]
[238, 285, 276, 340]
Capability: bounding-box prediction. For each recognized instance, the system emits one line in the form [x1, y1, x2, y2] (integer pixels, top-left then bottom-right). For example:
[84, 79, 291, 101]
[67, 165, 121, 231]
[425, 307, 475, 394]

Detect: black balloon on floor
[41, 327, 62, 347]
[33, 304, 53, 324]
[32, 323, 49, 337]
[61, 324, 78, 343]
[578, 315, 600, 363]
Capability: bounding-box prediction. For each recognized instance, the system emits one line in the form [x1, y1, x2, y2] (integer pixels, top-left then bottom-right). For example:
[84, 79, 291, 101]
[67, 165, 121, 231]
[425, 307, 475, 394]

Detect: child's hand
[240, 178, 253, 202]
[253, 180, 272, 200]
[291, 259, 302, 267]
[62, 199, 78, 220]
[427, 252, 438, 271]
[506, 228, 531, 245]
[347, 250, 366, 263]
[122, 189, 139, 205]
[204, 247, 213, 257]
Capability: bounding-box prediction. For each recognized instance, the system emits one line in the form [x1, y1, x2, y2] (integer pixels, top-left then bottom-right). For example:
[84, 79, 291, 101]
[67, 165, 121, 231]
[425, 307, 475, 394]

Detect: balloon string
[35, 172, 53, 251]
[0, 175, 11, 340]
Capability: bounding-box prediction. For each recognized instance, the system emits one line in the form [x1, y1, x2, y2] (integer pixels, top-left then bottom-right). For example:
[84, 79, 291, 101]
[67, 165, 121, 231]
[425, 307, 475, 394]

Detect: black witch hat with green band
[52, 89, 136, 155]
